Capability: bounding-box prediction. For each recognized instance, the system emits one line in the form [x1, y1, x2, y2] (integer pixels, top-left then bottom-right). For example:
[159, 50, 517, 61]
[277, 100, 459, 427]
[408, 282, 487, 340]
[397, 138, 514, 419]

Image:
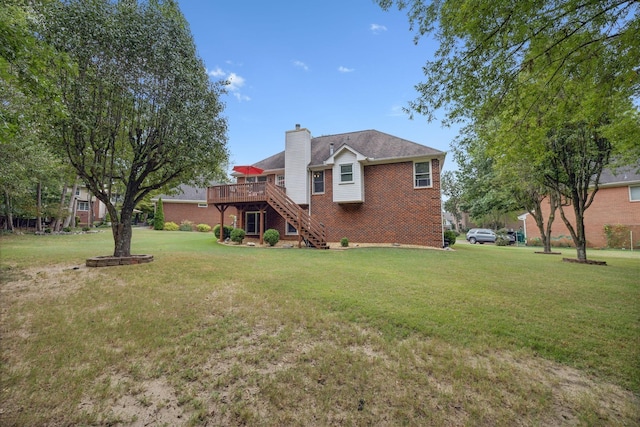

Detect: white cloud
[207, 67, 250, 102]
[389, 105, 405, 117]
[338, 66, 355, 73]
[226, 72, 246, 91]
[233, 92, 251, 102]
[292, 60, 309, 71]
[207, 67, 226, 78]
[370, 23, 387, 34]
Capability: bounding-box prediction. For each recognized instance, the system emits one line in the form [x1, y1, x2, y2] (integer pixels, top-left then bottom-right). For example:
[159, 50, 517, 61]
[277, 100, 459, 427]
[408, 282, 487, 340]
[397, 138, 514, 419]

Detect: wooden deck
[207, 182, 328, 249]
[207, 182, 269, 204]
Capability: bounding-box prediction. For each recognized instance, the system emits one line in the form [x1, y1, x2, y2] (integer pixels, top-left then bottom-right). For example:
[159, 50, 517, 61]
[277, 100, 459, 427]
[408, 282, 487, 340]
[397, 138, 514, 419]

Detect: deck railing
[207, 182, 268, 204]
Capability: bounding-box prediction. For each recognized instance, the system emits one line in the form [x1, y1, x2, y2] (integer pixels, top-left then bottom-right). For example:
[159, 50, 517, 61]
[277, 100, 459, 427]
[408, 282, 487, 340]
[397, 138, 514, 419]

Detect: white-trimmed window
[197, 203, 208, 208]
[340, 164, 353, 183]
[414, 161, 432, 188]
[313, 171, 325, 194]
[77, 201, 89, 211]
[286, 222, 298, 235]
[630, 185, 640, 201]
[276, 174, 285, 187]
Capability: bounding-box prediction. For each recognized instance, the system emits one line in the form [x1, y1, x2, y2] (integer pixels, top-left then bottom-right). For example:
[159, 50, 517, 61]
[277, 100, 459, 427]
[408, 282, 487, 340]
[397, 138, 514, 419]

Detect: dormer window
[414, 161, 432, 188]
[340, 164, 353, 183]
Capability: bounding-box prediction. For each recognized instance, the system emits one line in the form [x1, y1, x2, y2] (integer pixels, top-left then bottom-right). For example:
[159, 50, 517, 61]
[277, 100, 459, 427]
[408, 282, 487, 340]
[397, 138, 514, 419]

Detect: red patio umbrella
[232, 165, 264, 175]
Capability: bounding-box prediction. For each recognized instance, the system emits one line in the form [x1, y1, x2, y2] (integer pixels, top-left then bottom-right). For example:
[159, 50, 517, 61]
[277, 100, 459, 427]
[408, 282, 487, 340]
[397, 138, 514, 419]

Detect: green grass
[1, 229, 639, 425]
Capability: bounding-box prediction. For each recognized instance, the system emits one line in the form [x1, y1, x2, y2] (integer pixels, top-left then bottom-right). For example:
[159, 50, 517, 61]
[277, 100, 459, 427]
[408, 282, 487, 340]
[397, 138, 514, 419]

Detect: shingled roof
[153, 183, 217, 202]
[252, 129, 444, 171]
[599, 166, 640, 186]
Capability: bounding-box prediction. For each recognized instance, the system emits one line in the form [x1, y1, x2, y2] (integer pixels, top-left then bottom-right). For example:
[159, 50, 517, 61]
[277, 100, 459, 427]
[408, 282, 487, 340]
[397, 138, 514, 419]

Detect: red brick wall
[310, 160, 443, 247]
[163, 202, 237, 229]
[524, 186, 640, 248]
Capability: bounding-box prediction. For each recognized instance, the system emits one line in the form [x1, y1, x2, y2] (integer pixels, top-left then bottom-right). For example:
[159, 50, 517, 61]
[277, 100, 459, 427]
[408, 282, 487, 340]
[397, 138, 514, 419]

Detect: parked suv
[466, 228, 496, 244]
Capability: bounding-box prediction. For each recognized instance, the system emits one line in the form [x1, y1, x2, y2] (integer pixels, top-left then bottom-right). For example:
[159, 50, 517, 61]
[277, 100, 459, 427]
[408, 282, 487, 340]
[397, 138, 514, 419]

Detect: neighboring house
[75, 186, 106, 226]
[207, 124, 446, 248]
[520, 167, 640, 248]
[153, 184, 236, 228]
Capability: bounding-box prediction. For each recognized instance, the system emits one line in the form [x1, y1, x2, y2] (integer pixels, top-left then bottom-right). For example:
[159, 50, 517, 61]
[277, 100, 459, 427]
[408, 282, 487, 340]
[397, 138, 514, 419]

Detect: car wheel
[469, 237, 476, 244]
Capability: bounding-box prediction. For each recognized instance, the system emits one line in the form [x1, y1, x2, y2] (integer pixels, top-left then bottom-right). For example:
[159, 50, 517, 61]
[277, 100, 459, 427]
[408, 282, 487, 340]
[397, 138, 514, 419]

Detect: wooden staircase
[264, 182, 328, 249]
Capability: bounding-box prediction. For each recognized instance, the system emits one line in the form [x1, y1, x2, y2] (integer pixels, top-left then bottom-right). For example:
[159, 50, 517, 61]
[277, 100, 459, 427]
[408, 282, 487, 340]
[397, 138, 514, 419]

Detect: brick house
[207, 125, 446, 248]
[153, 184, 237, 228]
[520, 167, 640, 248]
[75, 186, 106, 226]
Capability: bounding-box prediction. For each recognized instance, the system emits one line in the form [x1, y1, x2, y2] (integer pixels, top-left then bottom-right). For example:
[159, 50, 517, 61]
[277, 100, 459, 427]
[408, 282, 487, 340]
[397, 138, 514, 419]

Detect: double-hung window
[313, 171, 324, 193]
[77, 201, 89, 211]
[340, 164, 353, 183]
[414, 161, 431, 188]
[630, 185, 640, 201]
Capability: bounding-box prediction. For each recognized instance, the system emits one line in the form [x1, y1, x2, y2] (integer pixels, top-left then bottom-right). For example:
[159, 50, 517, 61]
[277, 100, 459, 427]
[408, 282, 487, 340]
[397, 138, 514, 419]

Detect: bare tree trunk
[36, 182, 43, 233]
[63, 180, 79, 228]
[4, 190, 14, 233]
[52, 184, 67, 231]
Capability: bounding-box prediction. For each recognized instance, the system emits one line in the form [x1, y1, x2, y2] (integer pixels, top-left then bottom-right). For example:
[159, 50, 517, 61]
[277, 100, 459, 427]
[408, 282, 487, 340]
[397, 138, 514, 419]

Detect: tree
[379, 0, 639, 261]
[153, 198, 165, 231]
[440, 170, 462, 230]
[377, 0, 639, 126]
[1, 0, 68, 232]
[41, 0, 228, 257]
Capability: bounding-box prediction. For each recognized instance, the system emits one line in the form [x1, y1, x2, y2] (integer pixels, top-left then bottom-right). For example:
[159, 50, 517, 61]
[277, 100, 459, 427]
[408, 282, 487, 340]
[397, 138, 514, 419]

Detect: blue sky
[177, 1, 460, 171]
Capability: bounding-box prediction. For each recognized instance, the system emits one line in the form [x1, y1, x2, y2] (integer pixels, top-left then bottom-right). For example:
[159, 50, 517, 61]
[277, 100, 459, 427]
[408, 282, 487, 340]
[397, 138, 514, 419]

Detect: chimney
[295, 123, 300, 130]
[329, 143, 334, 155]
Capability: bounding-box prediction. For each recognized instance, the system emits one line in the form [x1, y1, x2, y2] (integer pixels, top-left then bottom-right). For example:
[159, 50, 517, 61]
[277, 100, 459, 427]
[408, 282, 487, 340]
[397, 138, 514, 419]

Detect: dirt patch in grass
[1, 265, 638, 425]
[77, 374, 184, 426]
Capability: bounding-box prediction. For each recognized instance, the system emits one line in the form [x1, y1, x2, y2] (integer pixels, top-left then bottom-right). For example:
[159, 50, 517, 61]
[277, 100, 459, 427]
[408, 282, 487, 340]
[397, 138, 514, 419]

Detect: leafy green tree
[377, 0, 638, 126]
[1, 0, 69, 232]
[379, 0, 639, 261]
[440, 170, 462, 230]
[41, 0, 228, 256]
[153, 198, 164, 230]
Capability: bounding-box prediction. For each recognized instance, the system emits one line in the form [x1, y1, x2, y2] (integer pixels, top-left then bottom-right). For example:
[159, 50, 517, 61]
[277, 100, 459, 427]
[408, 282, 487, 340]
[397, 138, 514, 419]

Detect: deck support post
[259, 208, 265, 245]
[214, 204, 229, 243]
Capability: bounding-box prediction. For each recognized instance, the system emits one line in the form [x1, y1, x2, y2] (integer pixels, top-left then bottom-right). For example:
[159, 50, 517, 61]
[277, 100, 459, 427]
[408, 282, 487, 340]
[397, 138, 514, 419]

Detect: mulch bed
[86, 254, 154, 267]
[562, 258, 607, 266]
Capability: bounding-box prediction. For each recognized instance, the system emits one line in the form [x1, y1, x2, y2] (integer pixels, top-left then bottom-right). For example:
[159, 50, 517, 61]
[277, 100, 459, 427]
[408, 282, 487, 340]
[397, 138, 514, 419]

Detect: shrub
[231, 228, 246, 243]
[527, 237, 542, 247]
[263, 229, 280, 246]
[63, 226, 71, 233]
[82, 226, 90, 232]
[443, 230, 457, 246]
[340, 237, 349, 247]
[153, 198, 164, 230]
[213, 224, 234, 239]
[197, 224, 212, 232]
[495, 235, 510, 246]
[179, 220, 194, 231]
[164, 221, 179, 231]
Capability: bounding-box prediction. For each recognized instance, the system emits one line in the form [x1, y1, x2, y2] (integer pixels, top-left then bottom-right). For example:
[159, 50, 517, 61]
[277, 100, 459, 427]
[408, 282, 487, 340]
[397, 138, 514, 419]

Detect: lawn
[1, 229, 639, 426]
